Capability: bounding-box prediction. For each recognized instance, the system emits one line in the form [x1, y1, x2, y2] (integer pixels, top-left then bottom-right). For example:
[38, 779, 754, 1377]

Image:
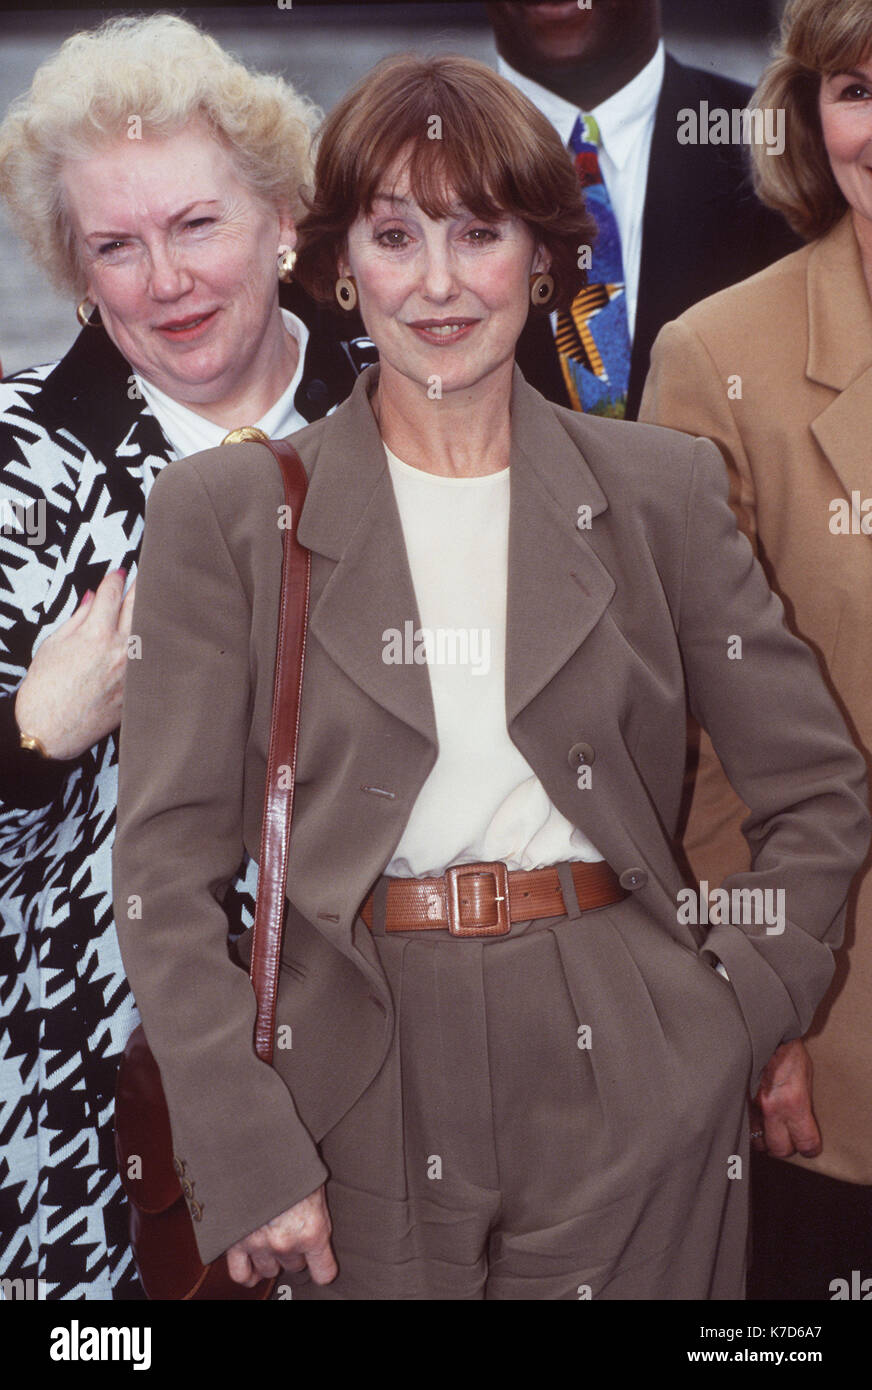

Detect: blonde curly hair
[0, 13, 319, 297]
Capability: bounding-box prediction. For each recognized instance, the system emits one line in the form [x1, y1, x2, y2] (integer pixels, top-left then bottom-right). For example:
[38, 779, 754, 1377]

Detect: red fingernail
[115, 567, 127, 580]
[81, 590, 94, 605]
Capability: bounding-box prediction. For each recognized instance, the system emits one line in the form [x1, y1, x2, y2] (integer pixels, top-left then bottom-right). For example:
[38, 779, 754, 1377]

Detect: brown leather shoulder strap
[250, 438, 311, 1064]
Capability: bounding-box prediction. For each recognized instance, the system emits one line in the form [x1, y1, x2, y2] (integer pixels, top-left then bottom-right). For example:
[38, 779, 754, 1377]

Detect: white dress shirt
[498, 42, 665, 339]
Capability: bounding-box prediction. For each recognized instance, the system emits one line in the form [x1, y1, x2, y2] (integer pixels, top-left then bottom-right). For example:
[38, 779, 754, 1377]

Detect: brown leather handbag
[114, 438, 311, 1300]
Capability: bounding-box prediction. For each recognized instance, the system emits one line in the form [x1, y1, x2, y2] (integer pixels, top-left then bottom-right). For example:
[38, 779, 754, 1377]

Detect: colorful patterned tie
[555, 113, 631, 418]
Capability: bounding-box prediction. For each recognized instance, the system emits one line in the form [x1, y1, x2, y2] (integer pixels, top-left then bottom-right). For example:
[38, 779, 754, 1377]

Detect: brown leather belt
[360, 859, 626, 937]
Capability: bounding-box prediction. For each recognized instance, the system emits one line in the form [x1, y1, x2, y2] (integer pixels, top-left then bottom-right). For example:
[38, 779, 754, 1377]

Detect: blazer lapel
[297, 366, 616, 745]
[806, 215, 872, 504]
[296, 368, 437, 747]
[506, 369, 615, 724]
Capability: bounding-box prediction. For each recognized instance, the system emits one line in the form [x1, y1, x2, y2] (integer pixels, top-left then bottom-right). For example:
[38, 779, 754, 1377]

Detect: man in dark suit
[487, 0, 799, 419]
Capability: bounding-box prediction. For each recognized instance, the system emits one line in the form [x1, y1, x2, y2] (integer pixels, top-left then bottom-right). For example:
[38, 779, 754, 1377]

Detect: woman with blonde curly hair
[0, 12, 372, 1299]
[641, 0, 872, 1298]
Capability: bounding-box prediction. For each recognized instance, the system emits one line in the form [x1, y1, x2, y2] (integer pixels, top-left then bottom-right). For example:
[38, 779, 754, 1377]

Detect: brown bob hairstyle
[294, 53, 596, 314]
[752, 0, 872, 242]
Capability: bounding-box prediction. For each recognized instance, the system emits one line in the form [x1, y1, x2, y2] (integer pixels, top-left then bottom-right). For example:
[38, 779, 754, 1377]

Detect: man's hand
[225, 1185, 337, 1288]
[750, 1038, 821, 1159]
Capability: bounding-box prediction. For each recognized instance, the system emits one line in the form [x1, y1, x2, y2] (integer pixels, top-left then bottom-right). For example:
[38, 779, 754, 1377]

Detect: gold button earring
[335, 276, 358, 311]
[529, 273, 555, 308]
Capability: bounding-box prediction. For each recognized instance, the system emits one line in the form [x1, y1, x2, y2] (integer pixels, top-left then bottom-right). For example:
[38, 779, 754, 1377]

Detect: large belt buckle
[445, 861, 511, 937]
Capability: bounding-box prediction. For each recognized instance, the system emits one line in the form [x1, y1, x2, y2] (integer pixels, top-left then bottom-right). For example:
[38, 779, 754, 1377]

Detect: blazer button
[181, 1178, 194, 1199]
[568, 741, 595, 769]
[172, 1156, 186, 1177]
[619, 867, 648, 891]
[190, 1199, 203, 1223]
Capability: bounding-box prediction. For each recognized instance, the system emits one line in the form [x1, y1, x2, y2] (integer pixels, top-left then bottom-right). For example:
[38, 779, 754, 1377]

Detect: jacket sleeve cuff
[700, 919, 835, 1091]
[193, 1151, 330, 1267]
[0, 691, 80, 809]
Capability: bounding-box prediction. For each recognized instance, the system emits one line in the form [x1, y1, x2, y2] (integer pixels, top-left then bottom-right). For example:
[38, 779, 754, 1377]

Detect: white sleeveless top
[383, 444, 603, 878]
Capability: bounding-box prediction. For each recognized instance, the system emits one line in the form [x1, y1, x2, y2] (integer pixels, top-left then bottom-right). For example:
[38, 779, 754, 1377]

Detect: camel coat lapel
[806, 216, 872, 506]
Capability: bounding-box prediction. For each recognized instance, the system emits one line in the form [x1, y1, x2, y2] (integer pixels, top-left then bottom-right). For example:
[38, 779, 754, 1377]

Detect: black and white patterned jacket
[0, 284, 374, 1299]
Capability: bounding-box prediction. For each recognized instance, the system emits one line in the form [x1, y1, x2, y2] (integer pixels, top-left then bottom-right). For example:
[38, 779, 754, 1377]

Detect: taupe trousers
[113, 364, 870, 1292]
[289, 871, 751, 1300]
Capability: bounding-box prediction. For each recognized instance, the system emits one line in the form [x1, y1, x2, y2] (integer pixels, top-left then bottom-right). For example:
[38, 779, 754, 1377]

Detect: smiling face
[340, 156, 548, 403]
[819, 57, 872, 231]
[62, 121, 295, 409]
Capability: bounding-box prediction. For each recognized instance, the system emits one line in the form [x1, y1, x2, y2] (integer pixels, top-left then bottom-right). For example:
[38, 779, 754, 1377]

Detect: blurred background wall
[1, 0, 789, 374]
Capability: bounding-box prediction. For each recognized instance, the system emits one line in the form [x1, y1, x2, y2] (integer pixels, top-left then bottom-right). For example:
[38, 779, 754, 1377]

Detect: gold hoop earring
[335, 275, 357, 312]
[76, 298, 99, 327]
[529, 273, 554, 308]
[277, 246, 296, 283]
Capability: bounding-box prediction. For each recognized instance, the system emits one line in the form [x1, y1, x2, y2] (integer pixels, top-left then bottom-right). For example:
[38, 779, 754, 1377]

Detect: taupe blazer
[640, 212, 872, 1185]
[113, 364, 869, 1261]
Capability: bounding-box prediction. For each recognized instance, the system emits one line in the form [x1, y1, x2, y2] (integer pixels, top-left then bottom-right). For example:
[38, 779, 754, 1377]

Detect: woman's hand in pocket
[750, 1038, 821, 1159]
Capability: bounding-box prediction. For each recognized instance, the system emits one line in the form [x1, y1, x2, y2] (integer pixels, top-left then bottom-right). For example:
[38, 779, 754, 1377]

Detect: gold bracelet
[19, 730, 49, 759]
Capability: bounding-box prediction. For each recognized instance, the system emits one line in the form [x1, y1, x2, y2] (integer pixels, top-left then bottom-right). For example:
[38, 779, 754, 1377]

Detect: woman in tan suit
[113, 54, 869, 1300]
[640, 0, 872, 1299]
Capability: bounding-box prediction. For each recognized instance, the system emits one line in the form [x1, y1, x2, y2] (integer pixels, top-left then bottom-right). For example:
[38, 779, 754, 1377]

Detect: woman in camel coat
[640, 0, 872, 1298]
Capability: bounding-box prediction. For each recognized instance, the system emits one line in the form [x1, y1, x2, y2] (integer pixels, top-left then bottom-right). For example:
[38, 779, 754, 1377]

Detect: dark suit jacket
[113, 365, 869, 1262]
[516, 55, 801, 419]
